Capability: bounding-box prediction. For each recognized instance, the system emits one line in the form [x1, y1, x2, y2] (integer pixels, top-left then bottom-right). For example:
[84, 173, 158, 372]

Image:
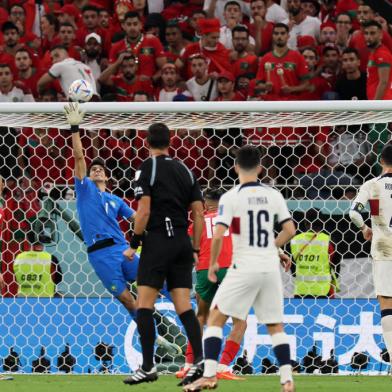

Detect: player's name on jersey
[248, 196, 269, 205]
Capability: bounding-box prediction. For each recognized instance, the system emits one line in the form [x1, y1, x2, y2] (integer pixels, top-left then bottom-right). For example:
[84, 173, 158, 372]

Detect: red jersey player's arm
[98, 52, 129, 87]
[374, 64, 391, 100]
[190, 200, 204, 253]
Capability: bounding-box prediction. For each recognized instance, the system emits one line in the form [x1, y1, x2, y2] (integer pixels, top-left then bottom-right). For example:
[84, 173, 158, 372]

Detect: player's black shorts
[137, 229, 194, 291]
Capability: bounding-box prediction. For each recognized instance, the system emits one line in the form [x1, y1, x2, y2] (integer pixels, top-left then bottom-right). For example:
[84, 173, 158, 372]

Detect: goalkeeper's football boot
[123, 367, 158, 385]
[178, 361, 204, 386]
[281, 380, 295, 392]
[156, 335, 182, 357]
[182, 376, 218, 392]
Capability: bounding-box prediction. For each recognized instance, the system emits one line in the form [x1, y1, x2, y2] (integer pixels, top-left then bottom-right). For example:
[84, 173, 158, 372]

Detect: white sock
[271, 332, 293, 384]
[280, 364, 293, 385]
[203, 326, 223, 377]
[381, 314, 392, 362]
[204, 359, 218, 377]
[217, 363, 229, 373]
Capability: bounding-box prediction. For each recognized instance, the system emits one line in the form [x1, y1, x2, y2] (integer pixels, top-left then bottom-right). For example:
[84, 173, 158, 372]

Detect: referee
[123, 123, 205, 386]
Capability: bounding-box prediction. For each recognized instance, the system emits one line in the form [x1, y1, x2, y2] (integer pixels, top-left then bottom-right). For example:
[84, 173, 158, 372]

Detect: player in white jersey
[184, 145, 296, 392]
[37, 45, 97, 99]
[349, 143, 392, 370]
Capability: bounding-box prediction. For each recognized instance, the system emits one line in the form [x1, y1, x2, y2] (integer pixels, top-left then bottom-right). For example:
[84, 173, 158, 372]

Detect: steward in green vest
[290, 209, 338, 298]
[13, 233, 62, 297]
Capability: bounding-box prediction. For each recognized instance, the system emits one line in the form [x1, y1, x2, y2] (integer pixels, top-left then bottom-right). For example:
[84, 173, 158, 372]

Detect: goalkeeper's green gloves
[64, 102, 86, 133]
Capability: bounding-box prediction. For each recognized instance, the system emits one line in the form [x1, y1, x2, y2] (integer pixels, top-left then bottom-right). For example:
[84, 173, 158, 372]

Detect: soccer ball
[68, 79, 94, 102]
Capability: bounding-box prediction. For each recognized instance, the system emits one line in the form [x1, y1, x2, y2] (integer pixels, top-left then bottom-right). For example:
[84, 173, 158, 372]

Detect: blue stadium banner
[0, 298, 388, 374]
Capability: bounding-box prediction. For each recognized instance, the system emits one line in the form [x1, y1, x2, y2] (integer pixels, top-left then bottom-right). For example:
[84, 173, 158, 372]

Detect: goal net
[0, 101, 391, 375]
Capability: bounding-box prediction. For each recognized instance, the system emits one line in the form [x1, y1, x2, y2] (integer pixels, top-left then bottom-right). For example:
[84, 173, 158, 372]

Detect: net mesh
[0, 102, 391, 375]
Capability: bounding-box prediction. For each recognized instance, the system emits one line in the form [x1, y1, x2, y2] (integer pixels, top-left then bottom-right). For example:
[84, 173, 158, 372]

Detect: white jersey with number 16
[216, 182, 292, 272]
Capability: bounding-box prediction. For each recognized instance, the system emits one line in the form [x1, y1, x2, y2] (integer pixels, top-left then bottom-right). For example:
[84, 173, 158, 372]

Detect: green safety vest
[14, 251, 54, 297]
[291, 232, 331, 296]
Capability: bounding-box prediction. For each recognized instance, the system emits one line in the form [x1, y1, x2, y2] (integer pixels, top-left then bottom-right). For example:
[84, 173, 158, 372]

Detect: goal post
[0, 101, 391, 375]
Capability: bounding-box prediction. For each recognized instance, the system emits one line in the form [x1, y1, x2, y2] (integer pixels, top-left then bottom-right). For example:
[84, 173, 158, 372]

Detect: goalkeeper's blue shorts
[88, 243, 171, 300]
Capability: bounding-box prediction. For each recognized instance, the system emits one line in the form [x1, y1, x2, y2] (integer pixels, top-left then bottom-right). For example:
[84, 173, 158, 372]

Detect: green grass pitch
[1, 375, 391, 392]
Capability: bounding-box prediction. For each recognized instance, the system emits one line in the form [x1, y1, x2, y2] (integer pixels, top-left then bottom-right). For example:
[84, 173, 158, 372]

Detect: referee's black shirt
[134, 155, 203, 231]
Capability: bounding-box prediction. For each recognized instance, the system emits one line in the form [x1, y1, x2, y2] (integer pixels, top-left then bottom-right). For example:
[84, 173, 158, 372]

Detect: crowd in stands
[0, 0, 390, 297]
[0, 0, 388, 102]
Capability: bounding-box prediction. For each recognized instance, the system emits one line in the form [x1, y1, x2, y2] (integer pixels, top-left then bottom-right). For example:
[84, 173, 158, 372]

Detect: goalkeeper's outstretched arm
[64, 103, 86, 180]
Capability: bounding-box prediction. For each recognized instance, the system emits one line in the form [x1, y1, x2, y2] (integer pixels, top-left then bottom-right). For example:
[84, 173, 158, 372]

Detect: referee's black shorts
[137, 228, 194, 291]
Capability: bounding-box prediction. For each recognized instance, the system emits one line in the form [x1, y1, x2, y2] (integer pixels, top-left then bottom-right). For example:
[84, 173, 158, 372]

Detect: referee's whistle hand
[123, 247, 136, 261]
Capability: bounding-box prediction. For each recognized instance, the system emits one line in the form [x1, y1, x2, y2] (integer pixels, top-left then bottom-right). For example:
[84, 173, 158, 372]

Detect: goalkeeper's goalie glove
[64, 102, 86, 132]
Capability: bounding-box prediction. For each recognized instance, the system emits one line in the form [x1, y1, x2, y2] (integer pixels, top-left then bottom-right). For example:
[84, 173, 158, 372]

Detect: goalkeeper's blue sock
[271, 332, 293, 385]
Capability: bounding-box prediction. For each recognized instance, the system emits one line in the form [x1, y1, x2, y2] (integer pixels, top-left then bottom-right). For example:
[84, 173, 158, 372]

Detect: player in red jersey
[363, 20, 392, 100]
[256, 23, 310, 101]
[178, 188, 246, 381]
[0, 176, 5, 291]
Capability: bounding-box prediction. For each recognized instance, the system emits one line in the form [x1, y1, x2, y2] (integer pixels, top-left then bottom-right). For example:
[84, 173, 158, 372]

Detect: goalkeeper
[64, 103, 181, 355]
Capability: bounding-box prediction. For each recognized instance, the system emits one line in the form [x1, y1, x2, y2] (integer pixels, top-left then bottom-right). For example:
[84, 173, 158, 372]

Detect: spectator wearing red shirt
[40, 14, 60, 55]
[8, 4, 39, 52]
[177, 18, 231, 80]
[230, 25, 258, 79]
[349, 3, 392, 72]
[76, 5, 110, 55]
[215, 71, 245, 101]
[256, 23, 310, 100]
[15, 48, 42, 99]
[164, 21, 189, 63]
[109, 11, 166, 81]
[99, 52, 153, 101]
[249, 0, 274, 56]
[0, 22, 22, 74]
[54, 4, 80, 31]
[335, 12, 352, 53]
[300, 46, 331, 99]
[320, 46, 341, 90]
[364, 20, 392, 100]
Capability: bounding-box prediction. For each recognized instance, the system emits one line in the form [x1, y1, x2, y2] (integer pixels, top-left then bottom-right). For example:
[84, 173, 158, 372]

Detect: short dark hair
[273, 23, 289, 33]
[43, 14, 60, 32]
[362, 20, 382, 30]
[82, 5, 99, 14]
[342, 47, 360, 58]
[336, 12, 352, 21]
[204, 187, 225, 201]
[381, 144, 392, 166]
[123, 11, 141, 22]
[87, 158, 108, 176]
[232, 24, 249, 37]
[224, 1, 241, 10]
[59, 22, 75, 30]
[15, 47, 31, 57]
[322, 45, 339, 56]
[236, 145, 261, 170]
[50, 44, 68, 52]
[0, 63, 11, 71]
[147, 123, 170, 149]
[2, 21, 19, 34]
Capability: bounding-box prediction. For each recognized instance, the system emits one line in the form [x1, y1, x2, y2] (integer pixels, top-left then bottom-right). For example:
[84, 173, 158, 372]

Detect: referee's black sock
[136, 308, 155, 372]
[179, 309, 203, 364]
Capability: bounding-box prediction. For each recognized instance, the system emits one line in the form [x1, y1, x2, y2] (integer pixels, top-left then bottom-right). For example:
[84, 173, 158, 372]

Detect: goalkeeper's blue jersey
[74, 177, 134, 247]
